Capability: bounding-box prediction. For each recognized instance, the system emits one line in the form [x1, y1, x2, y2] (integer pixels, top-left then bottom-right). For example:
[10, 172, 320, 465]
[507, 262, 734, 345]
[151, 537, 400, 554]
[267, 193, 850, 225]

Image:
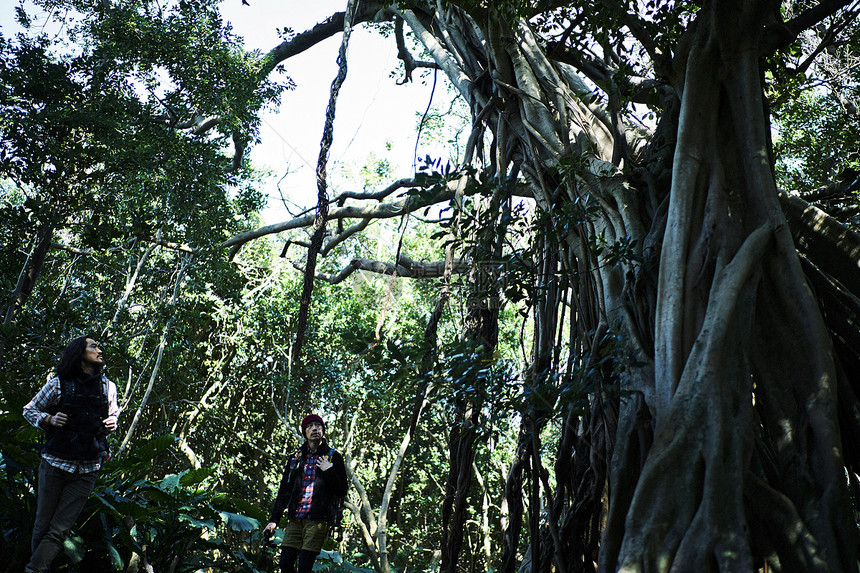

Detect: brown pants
[25, 459, 97, 573]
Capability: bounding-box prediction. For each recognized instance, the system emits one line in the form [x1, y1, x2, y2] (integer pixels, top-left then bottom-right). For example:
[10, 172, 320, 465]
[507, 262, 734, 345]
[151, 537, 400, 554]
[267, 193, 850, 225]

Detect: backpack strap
[289, 448, 303, 466]
[324, 447, 346, 530]
[323, 447, 336, 462]
[59, 377, 73, 408]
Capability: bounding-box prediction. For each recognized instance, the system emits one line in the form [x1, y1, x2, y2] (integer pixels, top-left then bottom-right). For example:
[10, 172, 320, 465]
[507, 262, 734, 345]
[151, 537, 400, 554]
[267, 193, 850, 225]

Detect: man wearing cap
[263, 414, 348, 573]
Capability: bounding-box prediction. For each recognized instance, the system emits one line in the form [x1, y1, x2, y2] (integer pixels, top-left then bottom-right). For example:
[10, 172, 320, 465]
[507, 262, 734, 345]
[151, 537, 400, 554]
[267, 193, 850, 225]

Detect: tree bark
[0, 221, 55, 361]
[611, 3, 858, 570]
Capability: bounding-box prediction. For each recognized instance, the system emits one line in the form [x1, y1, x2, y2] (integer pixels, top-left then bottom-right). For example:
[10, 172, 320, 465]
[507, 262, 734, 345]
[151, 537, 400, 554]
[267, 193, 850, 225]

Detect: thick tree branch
[223, 187, 460, 259]
[759, 0, 858, 54]
[394, 15, 440, 84]
[784, 0, 857, 41]
[397, 8, 484, 111]
[256, 2, 388, 78]
[780, 191, 860, 296]
[598, 0, 663, 68]
[152, 114, 221, 134]
[292, 255, 469, 285]
[333, 177, 416, 202]
[278, 218, 370, 258]
[50, 238, 195, 255]
[320, 218, 371, 257]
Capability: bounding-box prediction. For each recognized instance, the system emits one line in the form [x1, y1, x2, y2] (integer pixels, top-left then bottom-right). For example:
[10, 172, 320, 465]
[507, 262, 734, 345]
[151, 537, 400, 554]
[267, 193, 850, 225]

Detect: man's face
[305, 421, 324, 441]
[82, 338, 104, 367]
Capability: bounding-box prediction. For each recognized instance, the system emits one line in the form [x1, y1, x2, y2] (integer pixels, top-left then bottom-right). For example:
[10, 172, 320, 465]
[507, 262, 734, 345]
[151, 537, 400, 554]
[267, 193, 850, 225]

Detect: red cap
[301, 414, 324, 435]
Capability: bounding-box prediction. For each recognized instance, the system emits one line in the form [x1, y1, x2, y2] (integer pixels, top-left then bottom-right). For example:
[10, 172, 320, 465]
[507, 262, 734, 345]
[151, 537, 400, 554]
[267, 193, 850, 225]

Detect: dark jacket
[44, 375, 110, 461]
[268, 439, 348, 524]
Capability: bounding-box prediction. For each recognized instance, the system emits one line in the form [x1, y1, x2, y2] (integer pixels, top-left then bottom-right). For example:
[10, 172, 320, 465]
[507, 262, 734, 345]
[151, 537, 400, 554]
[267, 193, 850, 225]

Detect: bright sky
[219, 0, 444, 223]
[1, 0, 448, 224]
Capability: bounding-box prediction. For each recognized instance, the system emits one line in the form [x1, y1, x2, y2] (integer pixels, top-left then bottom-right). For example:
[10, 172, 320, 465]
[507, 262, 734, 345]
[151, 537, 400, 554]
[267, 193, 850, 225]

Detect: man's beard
[82, 359, 104, 376]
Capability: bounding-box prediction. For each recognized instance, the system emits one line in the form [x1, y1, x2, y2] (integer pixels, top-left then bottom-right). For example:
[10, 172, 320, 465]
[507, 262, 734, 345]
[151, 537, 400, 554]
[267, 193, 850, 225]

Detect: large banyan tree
[222, 0, 860, 571]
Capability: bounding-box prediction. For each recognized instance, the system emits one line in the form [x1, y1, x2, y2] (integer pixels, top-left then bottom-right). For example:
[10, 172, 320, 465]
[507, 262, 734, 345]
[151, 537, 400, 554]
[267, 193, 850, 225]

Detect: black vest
[44, 375, 110, 461]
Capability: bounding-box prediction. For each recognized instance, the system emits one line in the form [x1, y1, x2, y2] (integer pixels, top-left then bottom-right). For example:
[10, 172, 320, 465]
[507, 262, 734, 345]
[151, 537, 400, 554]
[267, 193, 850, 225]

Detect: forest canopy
[3, 0, 860, 572]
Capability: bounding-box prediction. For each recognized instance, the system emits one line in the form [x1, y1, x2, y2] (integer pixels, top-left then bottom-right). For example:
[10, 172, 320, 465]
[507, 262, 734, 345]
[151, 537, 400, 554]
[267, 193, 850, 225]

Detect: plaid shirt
[293, 452, 320, 519]
[23, 376, 120, 474]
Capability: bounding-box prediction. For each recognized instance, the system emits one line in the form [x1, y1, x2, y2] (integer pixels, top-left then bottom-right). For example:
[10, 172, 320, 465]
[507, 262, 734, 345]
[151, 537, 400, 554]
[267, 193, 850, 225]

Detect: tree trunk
[0, 221, 55, 361]
[441, 404, 480, 572]
[471, 460, 493, 569]
[376, 382, 434, 573]
[500, 421, 529, 573]
[606, 3, 858, 571]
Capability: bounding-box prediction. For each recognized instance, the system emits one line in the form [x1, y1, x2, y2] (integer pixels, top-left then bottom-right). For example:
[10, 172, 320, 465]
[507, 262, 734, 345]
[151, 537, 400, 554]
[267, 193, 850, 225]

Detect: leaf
[107, 540, 124, 570]
[316, 548, 344, 565]
[159, 473, 182, 491]
[106, 435, 177, 475]
[179, 466, 217, 487]
[210, 495, 269, 522]
[219, 510, 259, 532]
[91, 491, 122, 517]
[62, 534, 86, 563]
[179, 513, 216, 530]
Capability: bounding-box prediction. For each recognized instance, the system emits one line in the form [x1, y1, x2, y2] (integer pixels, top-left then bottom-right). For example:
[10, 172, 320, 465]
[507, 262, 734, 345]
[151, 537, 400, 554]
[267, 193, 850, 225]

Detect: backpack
[322, 447, 346, 527]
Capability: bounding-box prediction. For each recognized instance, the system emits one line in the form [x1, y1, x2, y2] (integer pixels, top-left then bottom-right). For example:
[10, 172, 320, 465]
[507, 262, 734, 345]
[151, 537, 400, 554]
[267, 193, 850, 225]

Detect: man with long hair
[22, 335, 119, 573]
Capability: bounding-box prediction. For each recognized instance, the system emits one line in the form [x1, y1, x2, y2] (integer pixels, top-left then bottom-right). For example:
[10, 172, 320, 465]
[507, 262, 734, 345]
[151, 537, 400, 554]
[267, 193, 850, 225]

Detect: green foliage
[774, 89, 860, 190]
[0, 394, 41, 572]
[0, 2, 293, 568]
[85, 464, 259, 572]
[0, 0, 274, 274]
[766, 7, 860, 230]
[0, 432, 271, 572]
